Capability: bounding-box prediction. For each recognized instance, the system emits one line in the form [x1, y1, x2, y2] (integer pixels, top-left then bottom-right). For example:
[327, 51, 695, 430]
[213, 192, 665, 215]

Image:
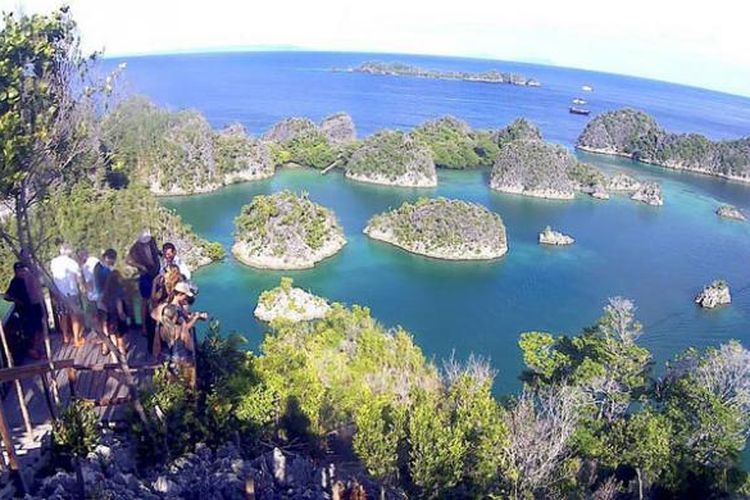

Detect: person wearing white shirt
[161, 242, 191, 280]
[50, 243, 84, 347]
[78, 248, 102, 334]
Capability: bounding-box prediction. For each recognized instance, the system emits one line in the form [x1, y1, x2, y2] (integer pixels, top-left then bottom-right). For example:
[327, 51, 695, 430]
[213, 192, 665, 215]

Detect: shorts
[138, 274, 155, 299]
[55, 294, 81, 316]
[22, 303, 44, 335]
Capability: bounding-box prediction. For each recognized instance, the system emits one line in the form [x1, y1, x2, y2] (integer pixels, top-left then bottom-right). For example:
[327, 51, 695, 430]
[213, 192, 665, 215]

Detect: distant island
[576, 108, 750, 183]
[344, 130, 438, 187]
[364, 198, 508, 260]
[232, 190, 346, 269]
[338, 61, 541, 87]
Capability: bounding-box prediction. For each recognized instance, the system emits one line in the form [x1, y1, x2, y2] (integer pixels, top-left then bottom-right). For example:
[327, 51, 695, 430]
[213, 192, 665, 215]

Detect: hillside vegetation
[577, 108, 750, 181]
[232, 190, 346, 269]
[365, 198, 508, 259]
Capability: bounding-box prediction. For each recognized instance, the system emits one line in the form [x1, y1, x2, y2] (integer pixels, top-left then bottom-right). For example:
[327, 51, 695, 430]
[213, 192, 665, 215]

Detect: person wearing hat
[152, 281, 207, 387]
[126, 230, 161, 337]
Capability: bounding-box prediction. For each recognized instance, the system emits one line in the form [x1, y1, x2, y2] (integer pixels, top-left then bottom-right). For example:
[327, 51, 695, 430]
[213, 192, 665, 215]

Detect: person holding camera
[152, 281, 207, 386]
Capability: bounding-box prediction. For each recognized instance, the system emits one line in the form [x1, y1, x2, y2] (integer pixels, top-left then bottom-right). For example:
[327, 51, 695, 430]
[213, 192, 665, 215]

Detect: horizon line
[100, 46, 750, 101]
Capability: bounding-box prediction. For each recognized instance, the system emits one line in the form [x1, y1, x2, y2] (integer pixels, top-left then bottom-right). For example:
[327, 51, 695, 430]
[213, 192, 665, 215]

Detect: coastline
[575, 145, 750, 185]
[364, 226, 508, 261]
[231, 234, 347, 270]
[345, 171, 437, 188]
[489, 184, 576, 200]
[149, 169, 275, 197]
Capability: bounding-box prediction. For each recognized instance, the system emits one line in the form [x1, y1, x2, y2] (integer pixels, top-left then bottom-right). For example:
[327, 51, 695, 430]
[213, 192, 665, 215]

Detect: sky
[3, 0, 750, 98]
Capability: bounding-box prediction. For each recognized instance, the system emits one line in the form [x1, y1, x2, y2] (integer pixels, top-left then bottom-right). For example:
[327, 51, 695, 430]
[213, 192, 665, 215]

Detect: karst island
[364, 198, 508, 260]
[232, 190, 346, 269]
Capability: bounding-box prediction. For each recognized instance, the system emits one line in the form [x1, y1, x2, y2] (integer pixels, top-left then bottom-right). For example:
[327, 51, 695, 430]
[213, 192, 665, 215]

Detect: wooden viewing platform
[0, 320, 159, 495]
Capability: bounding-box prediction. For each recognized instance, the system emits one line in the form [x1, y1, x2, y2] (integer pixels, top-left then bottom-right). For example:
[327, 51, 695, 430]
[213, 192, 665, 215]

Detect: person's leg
[59, 312, 72, 344]
[72, 312, 85, 347]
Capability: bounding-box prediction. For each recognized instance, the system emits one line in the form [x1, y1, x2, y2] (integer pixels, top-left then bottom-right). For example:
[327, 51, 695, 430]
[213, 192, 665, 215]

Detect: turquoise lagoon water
[109, 51, 750, 396]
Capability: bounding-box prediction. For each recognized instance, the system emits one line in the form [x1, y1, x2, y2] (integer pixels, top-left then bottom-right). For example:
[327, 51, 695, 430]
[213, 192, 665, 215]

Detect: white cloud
[4, 0, 750, 96]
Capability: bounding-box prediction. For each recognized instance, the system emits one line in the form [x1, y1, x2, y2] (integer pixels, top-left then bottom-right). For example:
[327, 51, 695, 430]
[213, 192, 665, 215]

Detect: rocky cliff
[364, 198, 508, 260]
[490, 140, 577, 199]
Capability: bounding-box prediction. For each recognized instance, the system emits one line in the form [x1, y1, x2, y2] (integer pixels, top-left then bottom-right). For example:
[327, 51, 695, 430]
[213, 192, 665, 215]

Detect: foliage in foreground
[114, 297, 750, 498]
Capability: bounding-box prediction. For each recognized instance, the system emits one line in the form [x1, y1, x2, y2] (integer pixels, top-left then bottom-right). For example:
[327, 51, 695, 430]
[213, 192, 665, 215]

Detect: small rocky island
[364, 198, 508, 260]
[214, 123, 275, 185]
[254, 277, 331, 322]
[576, 108, 750, 183]
[490, 140, 577, 199]
[344, 130, 437, 187]
[607, 172, 642, 192]
[343, 61, 541, 87]
[716, 205, 747, 221]
[538, 226, 575, 245]
[232, 190, 346, 269]
[631, 182, 664, 206]
[695, 280, 731, 309]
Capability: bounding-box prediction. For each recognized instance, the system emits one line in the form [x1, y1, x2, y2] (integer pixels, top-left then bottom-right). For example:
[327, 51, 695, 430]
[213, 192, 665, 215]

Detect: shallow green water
[163, 154, 750, 396]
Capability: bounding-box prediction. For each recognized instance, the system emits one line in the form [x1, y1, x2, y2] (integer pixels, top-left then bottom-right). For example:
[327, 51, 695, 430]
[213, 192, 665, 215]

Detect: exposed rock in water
[232, 190, 346, 270]
[255, 277, 331, 322]
[716, 205, 747, 221]
[695, 280, 731, 309]
[606, 173, 642, 192]
[631, 182, 663, 206]
[490, 140, 576, 199]
[344, 130, 437, 187]
[364, 198, 508, 260]
[576, 108, 750, 183]
[567, 162, 609, 199]
[539, 226, 575, 245]
[320, 112, 357, 144]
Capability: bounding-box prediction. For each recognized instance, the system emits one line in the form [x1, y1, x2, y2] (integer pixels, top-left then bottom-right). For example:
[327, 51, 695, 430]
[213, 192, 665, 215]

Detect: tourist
[161, 242, 191, 279]
[151, 263, 182, 309]
[125, 230, 160, 336]
[78, 248, 102, 333]
[94, 249, 117, 354]
[50, 243, 84, 347]
[152, 281, 207, 387]
[3, 263, 43, 359]
[100, 270, 129, 356]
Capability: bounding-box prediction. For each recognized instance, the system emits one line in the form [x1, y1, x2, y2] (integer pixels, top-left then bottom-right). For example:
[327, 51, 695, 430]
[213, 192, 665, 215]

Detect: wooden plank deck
[1, 326, 153, 474]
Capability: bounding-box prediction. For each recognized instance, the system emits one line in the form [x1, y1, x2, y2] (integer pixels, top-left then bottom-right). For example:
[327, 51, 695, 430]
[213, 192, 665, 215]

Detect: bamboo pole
[0, 317, 33, 435]
[0, 401, 26, 495]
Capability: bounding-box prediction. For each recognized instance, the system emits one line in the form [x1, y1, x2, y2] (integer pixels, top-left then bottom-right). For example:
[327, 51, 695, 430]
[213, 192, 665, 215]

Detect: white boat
[572, 98, 587, 105]
[582, 85, 594, 92]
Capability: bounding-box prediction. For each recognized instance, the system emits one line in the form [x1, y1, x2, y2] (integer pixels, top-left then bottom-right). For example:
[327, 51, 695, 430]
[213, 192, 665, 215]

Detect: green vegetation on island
[102, 96, 274, 195]
[344, 130, 438, 187]
[576, 108, 750, 182]
[232, 190, 346, 269]
[254, 277, 331, 322]
[346, 61, 541, 87]
[119, 296, 750, 499]
[490, 139, 578, 199]
[412, 116, 495, 168]
[365, 198, 508, 260]
[264, 113, 357, 169]
[493, 117, 543, 146]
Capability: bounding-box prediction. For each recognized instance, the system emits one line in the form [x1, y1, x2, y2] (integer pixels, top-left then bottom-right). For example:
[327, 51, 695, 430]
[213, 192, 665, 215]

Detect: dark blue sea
[103, 52, 750, 399]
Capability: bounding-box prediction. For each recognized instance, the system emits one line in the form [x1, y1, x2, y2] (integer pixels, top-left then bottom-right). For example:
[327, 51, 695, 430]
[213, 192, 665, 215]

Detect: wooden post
[0, 317, 33, 435]
[0, 401, 26, 495]
[41, 295, 61, 406]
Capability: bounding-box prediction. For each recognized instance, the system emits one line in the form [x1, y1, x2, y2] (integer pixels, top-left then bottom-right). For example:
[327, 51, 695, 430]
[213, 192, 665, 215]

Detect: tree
[604, 409, 671, 500]
[0, 7, 149, 428]
[504, 387, 584, 498]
